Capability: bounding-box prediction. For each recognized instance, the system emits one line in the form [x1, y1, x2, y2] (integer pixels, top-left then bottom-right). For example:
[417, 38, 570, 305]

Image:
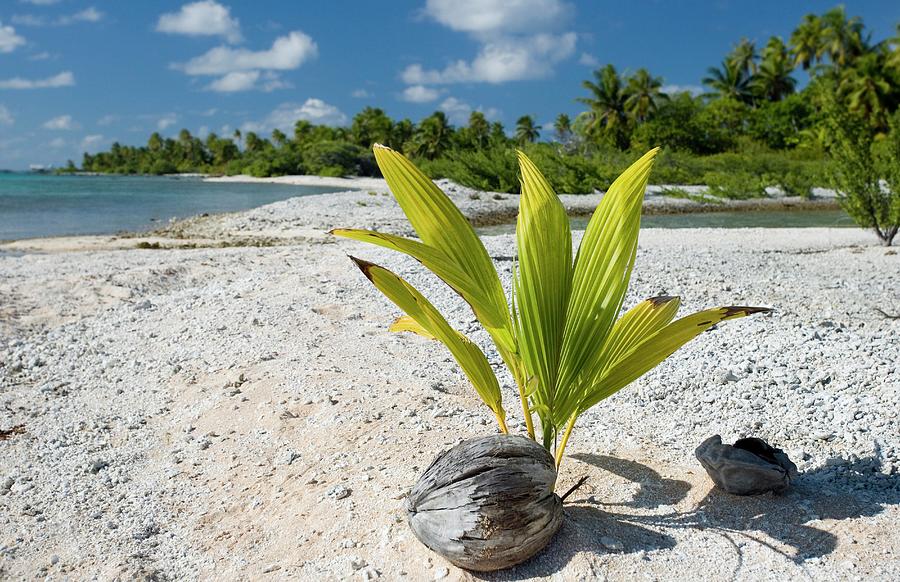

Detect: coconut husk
[406, 434, 562, 571]
[696, 434, 799, 495]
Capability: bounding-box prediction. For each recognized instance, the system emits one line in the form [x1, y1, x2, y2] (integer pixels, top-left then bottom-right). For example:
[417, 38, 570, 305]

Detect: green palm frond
[336, 145, 770, 468]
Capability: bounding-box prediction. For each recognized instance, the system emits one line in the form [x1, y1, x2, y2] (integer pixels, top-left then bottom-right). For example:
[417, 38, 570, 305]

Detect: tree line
[74, 7, 900, 196]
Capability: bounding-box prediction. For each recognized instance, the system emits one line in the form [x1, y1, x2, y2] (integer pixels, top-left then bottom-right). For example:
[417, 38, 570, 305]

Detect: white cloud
[42, 114, 79, 130]
[27, 51, 54, 60]
[21, 0, 61, 5]
[423, 0, 571, 37]
[205, 70, 289, 92]
[0, 105, 13, 125]
[173, 31, 315, 92]
[69, 8, 103, 23]
[0, 71, 74, 89]
[97, 114, 118, 126]
[402, 32, 576, 84]
[406, 0, 575, 88]
[12, 7, 104, 27]
[351, 88, 371, 99]
[661, 84, 703, 96]
[0, 21, 26, 53]
[438, 97, 500, 125]
[242, 99, 347, 133]
[157, 113, 178, 131]
[208, 70, 259, 92]
[49, 137, 65, 148]
[197, 125, 209, 138]
[81, 134, 105, 151]
[578, 52, 599, 67]
[401, 85, 442, 103]
[157, 1, 241, 43]
[175, 31, 316, 75]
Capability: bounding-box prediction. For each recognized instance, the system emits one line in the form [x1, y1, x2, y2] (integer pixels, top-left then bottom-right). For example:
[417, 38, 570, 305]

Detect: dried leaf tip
[647, 295, 679, 307]
[721, 306, 773, 318]
[348, 255, 377, 282]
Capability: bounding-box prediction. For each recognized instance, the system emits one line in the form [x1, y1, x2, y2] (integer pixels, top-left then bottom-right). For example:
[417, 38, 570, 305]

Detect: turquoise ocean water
[0, 173, 337, 241]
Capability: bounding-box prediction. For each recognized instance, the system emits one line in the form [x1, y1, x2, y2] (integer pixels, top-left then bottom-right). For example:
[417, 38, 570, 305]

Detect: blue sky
[0, 0, 897, 169]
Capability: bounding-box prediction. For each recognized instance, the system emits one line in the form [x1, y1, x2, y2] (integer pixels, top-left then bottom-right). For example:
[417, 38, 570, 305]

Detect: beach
[1, 182, 898, 580]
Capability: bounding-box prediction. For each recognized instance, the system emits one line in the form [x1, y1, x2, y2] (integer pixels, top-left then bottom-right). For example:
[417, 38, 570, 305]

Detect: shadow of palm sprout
[476, 450, 898, 580]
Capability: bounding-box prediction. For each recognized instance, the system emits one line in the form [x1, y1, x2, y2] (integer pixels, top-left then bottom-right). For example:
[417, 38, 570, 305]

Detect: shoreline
[0, 177, 842, 252]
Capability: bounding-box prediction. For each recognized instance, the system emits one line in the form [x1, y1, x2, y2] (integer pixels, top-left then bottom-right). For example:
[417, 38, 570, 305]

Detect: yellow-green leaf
[371, 145, 512, 347]
[350, 256, 504, 419]
[513, 150, 573, 445]
[578, 306, 771, 412]
[554, 148, 659, 428]
[389, 315, 436, 340]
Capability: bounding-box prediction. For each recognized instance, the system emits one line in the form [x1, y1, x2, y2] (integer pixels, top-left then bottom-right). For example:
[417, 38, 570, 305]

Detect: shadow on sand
[476, 450, 899, 581]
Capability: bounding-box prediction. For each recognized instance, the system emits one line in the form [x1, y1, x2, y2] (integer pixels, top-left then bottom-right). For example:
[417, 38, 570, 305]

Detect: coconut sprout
[334, 146, 769, 468]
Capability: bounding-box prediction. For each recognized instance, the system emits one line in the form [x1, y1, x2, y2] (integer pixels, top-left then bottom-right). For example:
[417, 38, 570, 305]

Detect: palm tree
[467, 111, 490, 148]
[702, 60, 754, 103]
[884, 23, 900, 72]
[839, 52, 894, 131]
[271, 129, 288, 148]
[752, 37, 797, 101]
[515, 115, 540, 144]
[624, 68, 667, 123]
[553, 113, 572, 143]
[790, 14, 826, 70]
[822, 6, 867, 71]
[577, 64, 628, 146]
[728, 38, 759, 75]
[410, 111, 452, 159]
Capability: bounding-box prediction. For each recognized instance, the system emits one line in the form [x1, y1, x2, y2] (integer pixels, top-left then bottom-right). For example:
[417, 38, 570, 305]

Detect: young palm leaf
[349, 256, 507, 432]
[335, 145, 771, 470]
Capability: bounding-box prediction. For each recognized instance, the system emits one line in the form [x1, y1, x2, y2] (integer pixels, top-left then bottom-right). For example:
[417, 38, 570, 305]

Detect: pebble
[601, 536, 624, 551]
[327, 485, 351, 500]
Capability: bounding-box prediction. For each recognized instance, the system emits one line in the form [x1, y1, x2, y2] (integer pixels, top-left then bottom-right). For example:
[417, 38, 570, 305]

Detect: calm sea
[0, 173, 337, 241]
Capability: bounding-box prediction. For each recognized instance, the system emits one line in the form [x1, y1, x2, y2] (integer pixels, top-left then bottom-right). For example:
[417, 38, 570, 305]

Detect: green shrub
[302, 140, 375, 177]
[419, 147, 519, 193]
[703, 171, 767, 199]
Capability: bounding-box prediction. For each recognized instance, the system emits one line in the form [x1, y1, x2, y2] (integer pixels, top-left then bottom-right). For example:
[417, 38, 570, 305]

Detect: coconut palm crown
[333, 146, 770, 467]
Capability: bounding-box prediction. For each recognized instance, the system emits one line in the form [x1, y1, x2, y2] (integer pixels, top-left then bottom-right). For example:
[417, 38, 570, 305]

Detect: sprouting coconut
[332, 145, 770, 571]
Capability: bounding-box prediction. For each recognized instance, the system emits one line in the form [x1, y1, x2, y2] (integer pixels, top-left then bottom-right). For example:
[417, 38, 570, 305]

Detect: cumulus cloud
[242, 99, 347, 133]
[81, 134, 105, 151]
[174, 31, 316, 75]
[351, 88, 371, 99]
[401, 84, 442, 103]
[172, 30, 316, 92]
[21, 0, 61, 5]
[97, 114, 118, 126]
[402, 33, 576, 84]
[423, 0, 571, 36]
[156, 1, 241, 43]
[0, 105, 13, 125]
[157, 113, 178, 131]
[49, 137, 66, 148]
[206, 70, 288, 92]
[578, 52, 599, 67]
[12, 7, 104, 27]
[0, 71, 74, 89]
[42, 114, 79, 130]
[661, 84, 704, 96]
[0, 21, 26, 53]
[69, 7, 103, 23]
[438, 97, 500, 125]
[405, 0, 575, 88]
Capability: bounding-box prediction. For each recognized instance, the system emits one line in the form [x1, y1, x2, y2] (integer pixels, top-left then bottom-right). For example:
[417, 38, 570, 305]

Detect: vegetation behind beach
[74, 7, 900, 201]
